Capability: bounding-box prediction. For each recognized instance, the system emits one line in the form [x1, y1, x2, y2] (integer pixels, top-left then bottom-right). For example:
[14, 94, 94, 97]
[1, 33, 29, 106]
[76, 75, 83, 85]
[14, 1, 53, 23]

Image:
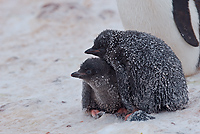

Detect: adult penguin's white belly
[116, 0, 200, 76]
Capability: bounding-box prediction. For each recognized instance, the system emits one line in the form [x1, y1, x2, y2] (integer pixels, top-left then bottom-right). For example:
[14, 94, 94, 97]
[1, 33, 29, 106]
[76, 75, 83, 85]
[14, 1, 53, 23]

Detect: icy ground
[0, 0, 200, 133]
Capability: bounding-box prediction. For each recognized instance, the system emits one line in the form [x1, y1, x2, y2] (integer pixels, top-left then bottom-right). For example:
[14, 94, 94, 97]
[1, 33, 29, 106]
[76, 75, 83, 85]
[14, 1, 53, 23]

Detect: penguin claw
[125, 110, 155, 121]
[90, 110, 105, 119]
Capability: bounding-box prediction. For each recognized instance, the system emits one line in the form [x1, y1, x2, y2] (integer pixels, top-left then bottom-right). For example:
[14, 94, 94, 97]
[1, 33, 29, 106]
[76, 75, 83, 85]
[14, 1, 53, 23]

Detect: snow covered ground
[0, 0, 200, 133]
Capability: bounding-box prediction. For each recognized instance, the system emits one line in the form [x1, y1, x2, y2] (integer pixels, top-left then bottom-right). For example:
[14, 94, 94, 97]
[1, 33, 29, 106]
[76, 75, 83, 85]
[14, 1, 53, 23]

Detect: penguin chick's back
[87, 30, 189, 113]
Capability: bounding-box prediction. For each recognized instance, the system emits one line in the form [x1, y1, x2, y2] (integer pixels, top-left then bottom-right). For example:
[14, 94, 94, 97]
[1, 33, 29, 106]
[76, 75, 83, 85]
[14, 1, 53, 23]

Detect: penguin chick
[85, 30, 189, 114]
[71, 58, 123, 114]
[116, 0, 200, 76]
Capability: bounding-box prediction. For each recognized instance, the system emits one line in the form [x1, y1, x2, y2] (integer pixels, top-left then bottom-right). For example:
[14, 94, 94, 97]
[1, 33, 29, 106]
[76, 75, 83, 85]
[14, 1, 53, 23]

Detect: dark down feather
[85, 30, 189, 113]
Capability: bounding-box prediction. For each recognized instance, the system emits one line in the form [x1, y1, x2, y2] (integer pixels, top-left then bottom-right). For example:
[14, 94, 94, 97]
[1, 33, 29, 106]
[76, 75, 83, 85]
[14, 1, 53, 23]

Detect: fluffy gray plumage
[71, 58, 122, 113]
[85, 29, 189, 114]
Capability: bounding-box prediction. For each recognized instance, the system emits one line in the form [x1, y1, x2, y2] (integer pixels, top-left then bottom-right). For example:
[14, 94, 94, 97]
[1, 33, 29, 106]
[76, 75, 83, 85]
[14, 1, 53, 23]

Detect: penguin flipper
[82, 81, 98, 110]
[195, 0, 200, 39]
[116, 70, 135, 111]
[173, 0, 199, 47]
[195, 0, 200, 15]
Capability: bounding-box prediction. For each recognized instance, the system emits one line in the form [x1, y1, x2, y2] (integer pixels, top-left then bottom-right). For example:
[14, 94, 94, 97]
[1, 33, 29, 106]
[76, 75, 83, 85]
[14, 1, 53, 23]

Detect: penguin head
[85, 30, 118, 58]
[71, 58, 113, 80]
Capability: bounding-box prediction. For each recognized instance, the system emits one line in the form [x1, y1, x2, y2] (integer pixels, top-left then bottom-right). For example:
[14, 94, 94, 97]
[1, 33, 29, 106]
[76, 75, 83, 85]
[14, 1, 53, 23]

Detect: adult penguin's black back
[85, 30, 189, 113]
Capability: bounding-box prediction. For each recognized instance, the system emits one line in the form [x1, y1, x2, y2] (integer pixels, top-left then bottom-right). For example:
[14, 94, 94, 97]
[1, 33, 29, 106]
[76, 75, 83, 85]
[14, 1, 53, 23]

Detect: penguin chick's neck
[85, 74, 121, 108]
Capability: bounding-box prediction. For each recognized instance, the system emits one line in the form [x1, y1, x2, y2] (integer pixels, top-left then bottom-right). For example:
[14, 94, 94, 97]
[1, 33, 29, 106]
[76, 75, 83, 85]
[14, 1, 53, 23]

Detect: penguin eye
[86, 70, 92, 74]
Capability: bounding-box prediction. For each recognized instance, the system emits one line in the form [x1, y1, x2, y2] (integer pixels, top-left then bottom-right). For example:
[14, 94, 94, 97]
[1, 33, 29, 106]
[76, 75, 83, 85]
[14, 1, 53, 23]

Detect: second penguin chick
[71, 58, 123, 115]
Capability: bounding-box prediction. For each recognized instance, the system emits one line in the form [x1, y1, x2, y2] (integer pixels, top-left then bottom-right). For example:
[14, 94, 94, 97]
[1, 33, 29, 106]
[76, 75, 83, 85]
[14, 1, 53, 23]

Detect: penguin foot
[124, 108, 139, 120]
[115, 108, 128, 119]
[125, 110, 155, 121]
[90, 110, 105, 119]
[117, 108, 128, 115]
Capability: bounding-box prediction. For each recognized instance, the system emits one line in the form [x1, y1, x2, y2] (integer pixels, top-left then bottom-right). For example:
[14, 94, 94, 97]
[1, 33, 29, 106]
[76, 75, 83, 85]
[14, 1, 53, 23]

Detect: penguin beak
[71, 71, 86, 79]
[85, 48, 100, 55]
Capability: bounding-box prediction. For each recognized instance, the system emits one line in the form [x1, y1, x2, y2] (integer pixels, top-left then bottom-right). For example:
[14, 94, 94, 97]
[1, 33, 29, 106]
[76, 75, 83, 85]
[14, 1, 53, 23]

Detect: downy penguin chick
[71, 58, 155, 121]
[71, 58, 123, 115]
[85, 30, 189, 114]
[116, 0, 200, 76]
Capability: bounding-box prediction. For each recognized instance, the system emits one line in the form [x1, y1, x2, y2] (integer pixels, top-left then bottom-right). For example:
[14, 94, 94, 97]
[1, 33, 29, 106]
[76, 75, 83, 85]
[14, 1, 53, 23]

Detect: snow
[0, 0, 200, 134]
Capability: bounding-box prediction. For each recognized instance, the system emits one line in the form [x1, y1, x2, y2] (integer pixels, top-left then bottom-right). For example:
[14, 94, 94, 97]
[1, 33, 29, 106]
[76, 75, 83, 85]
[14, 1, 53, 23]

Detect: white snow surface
[0, 0, 200, 134]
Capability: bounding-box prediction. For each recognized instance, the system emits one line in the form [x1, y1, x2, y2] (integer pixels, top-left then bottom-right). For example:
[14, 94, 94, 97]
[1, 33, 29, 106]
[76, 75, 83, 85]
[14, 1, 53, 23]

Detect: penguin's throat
[86, 77, 120, 105]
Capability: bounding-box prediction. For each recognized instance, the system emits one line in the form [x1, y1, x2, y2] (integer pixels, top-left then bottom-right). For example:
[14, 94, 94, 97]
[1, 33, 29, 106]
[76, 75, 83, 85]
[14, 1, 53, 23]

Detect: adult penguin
[116, 0, 200, 76]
